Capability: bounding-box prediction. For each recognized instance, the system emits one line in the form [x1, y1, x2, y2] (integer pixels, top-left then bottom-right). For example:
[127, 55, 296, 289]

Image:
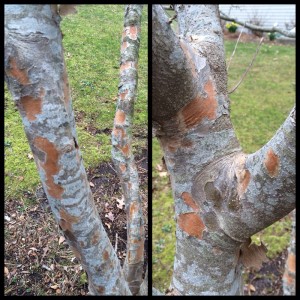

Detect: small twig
[228, 37, 264, 94]
[227, 23, 245, 72]
[114, 233, 118, 252]
[108, 163, 116, 173]
[167, 13, 177, 24]
[136, 157, 146, 164]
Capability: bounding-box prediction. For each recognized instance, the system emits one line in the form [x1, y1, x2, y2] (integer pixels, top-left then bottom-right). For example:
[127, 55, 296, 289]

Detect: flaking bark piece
[240, 238, 268, 270]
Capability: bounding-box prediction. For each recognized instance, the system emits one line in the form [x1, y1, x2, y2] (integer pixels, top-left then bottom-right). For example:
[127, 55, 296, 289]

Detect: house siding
[219, 5, 295, 31]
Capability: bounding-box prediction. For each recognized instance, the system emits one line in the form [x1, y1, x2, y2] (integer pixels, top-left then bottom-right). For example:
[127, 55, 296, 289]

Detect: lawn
[4, 5, 148, 295]
[5, 5, 148, 198]
[152, 38, 295, 293]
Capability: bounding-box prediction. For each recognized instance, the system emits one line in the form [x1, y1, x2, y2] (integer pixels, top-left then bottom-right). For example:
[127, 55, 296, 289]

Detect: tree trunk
[152, 4, 295, 295]
[5, 4, 131, 295]
[111, 4, 145, 295]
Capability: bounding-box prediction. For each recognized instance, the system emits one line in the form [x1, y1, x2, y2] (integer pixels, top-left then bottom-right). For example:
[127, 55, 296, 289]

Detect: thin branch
[228, 37, 264, 94]
[167, 13, 177, 24]
[111, 4, 145, 296]
[220, 12, 295, 38]
[114, 233, 118, 252]
[227, 23, 245, 72]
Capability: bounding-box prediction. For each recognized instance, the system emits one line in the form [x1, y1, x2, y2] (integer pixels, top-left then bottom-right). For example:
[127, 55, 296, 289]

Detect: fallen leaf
[105, 212, 115, 222]
[89, 181, 95, 187]
[50, 285, 58, 290]
[4, 267, 9, 275]
[158, 171, 168, 177]
[43, 246, 49, 256]
[58, 236, 66, 245]
[29, 247, 38, 252]
[156, 164, 163, 171]
[116, 196, 125, 210]
[248, 284, 256, 292]
[27, 153, 34, 160]
[240, 238, 268, 270]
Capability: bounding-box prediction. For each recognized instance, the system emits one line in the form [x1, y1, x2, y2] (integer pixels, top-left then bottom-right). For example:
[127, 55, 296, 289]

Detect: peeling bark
[5, 5, 131, 295]
[111, 5, 145, 295]
[152, 4, 295, 295]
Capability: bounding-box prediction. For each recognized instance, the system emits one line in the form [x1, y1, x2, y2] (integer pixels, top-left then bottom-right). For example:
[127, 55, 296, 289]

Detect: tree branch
[220, 12, 295, 38]
[228, 37, 264, 94]
[111, 4, 145, 296]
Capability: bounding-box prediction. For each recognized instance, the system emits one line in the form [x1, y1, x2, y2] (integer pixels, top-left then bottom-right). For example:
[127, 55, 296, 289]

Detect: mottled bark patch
[129, 25, 138, 40]
[286, 252, 295, 273]
[239, 170, 250, 194]
[120, 61, 137, 71]
[7, 57, 30, 85]
[181, 80, 217, 128]
[115, 110, 126, 125]
[112, 127, 126, 139]
[96, 286, 106, 294]
[19, 88, 44, 121]
[129, 201, 138, 217]
[178, 213, 205, 239]
[264, 148, 280, 177]
[121, 41, 128, 52]
[121, 144, 130, 156]
[59, 208, 80, 232]
[103, 250, 109, 261]
[34, 137, 64, 199]
[119, 163, 126, 173]
[181, 192, 199, 211]
[91, 230, 100, 245]
[120, 89, 128, 100]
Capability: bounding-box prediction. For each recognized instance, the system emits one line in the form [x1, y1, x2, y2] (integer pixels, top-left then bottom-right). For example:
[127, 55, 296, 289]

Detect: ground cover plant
[4, 5, 148, 295]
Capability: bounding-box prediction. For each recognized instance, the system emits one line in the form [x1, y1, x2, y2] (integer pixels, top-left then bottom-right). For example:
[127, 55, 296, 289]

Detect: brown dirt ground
[4, 148, 148, 296]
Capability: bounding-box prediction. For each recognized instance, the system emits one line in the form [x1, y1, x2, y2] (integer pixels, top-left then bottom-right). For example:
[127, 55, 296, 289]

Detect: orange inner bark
[178, 213, 205, 239]
[240, 170, 251, 194]
[181, 80, 217, 129]
[115, 110, 126, 124]
[7, 57, 30, 85]
[264, 148, 279, 177]
[34, 137, 64, 199]
[20, 89, 44, 121]
[181, 192, 199, 211]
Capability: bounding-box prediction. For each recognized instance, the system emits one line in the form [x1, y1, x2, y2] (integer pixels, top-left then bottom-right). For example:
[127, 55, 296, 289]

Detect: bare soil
[4, 149, 148, 296]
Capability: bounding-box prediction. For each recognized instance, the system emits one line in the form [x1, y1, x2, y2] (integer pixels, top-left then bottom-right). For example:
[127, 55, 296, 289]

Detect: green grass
[152, 40, 295, 292]
[5, 5, 148, 198]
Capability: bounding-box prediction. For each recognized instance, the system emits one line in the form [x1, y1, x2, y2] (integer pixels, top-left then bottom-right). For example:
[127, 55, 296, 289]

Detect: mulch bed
[4, 149, 148, 296]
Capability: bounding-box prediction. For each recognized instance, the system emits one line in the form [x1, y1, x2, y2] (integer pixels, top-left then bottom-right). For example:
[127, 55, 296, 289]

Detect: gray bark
[152, 4, 295, 295]
[5, 4, 132, 295]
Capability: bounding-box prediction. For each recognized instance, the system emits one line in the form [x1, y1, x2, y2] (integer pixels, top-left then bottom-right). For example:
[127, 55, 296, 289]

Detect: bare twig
[228, 37, 264, 94]
[115, 233, 118, 252]
[220, 12, 295, 38]
[227, 23, 245, 72]
[167, 13, 177, 24]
